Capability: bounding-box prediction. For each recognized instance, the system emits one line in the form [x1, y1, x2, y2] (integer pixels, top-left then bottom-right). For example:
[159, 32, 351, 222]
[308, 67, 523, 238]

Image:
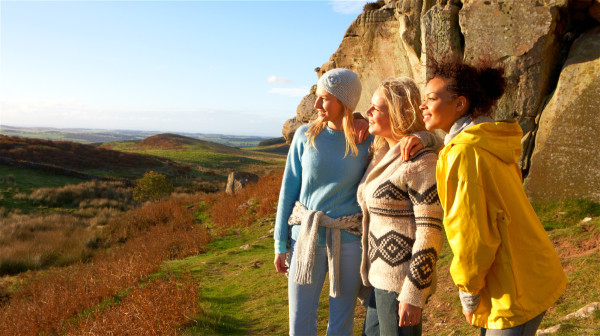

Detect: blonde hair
[372, 77, 426, 153]
[305, 100, 358, 157]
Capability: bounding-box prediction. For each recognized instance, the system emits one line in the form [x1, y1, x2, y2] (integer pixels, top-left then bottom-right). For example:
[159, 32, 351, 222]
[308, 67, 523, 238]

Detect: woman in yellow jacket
[419, 59, 567, 336]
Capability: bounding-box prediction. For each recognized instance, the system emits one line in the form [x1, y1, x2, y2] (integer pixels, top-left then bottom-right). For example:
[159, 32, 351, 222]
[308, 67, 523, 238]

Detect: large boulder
[282, 85, 317, 144]
[282, 118, 303, 144]
[296, 85, 318, 123]
[459, 0, 568, 169]
[524, 26, 600, 202]
[225, 171, 259, 195]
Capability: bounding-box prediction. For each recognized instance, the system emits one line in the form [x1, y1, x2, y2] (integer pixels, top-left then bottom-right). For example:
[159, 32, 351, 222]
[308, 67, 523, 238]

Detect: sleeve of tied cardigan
[398, 158, 444, 307]
[273, 128, 304, 254]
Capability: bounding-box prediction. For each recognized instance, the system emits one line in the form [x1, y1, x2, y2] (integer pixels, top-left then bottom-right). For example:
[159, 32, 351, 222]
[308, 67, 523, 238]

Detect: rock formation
[282, 0, 600, 202]
[524, 26, 600, 202]
[282, 85, 317, 144]
[225, 171, 259, 195]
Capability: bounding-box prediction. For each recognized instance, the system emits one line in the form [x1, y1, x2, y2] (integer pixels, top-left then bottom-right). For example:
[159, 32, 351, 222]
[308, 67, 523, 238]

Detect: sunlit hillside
[2, 133, 596, 335]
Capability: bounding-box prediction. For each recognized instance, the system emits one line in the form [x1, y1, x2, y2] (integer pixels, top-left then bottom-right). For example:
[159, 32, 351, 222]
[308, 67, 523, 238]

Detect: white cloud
[267, 75, 293, 84]
[329, 0, 368, 15]
[268, 87, 309, 97]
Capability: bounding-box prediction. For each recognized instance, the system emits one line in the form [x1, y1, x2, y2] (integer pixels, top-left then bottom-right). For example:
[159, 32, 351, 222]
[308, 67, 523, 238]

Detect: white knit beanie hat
[317, 68, 362, 112]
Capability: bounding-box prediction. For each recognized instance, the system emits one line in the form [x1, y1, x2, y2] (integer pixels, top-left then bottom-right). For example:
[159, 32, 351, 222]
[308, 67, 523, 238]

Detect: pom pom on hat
[317, 68, 362, 112]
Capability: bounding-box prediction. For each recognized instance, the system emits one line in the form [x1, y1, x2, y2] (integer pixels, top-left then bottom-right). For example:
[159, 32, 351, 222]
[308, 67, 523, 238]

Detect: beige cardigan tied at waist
[288, 201, 362, 298]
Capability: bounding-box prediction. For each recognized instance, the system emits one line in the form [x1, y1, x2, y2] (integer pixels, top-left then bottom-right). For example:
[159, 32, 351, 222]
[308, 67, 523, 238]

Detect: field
[0, 133, 598, 336]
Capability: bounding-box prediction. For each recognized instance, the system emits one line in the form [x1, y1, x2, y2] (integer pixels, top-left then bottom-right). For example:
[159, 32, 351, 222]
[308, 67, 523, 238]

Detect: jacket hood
[448, 120, 522, 164]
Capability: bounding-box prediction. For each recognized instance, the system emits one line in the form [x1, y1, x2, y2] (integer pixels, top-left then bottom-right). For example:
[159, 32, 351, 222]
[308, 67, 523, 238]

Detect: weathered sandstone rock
[562, 302, 600, 320]
[282, 118, 303, 144]
[459, 0, 568, 169]
[225, 171, 259, 195]
[282, 86, 317, 144]
[296, 85, 317, 123]
[421, 0, 463, 81]
[327, 7, 416, 112]
[524, 26, 600, 202]
[281, 0, 600, 201]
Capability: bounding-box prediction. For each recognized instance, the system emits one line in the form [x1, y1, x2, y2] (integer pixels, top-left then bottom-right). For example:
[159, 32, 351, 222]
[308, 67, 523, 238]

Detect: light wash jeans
[480, 311, 546, 336]
[362, 287, 422, 336]
[288, 239, 362, 336]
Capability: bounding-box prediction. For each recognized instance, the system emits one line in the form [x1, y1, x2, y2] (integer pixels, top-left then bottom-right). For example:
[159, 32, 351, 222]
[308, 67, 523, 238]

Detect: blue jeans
[288, 239, 362, 336]
[480, 311, 546, 336]
[362, 288, 422, 336]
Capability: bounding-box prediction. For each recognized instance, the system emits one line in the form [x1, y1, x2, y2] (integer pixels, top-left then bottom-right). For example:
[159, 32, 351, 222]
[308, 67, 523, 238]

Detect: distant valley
[0, 125, 276, 148]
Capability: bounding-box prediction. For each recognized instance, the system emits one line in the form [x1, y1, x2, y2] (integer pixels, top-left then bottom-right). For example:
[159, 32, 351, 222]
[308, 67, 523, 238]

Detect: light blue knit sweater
[274, 124, 373, 254]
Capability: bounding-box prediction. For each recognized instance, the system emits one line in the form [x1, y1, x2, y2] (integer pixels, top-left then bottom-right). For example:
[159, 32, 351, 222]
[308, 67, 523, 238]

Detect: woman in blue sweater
[273, 68, 371, 336]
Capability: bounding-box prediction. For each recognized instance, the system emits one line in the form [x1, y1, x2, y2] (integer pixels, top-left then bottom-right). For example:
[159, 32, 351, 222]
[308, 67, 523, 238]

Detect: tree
[133, 171, 174, 202]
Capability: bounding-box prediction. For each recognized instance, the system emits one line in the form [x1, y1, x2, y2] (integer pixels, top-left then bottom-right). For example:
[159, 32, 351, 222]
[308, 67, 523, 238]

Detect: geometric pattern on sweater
[407, 247, 438, 290]
[414, 217, 443, 231]
[372, 180, 409, 201]
[368, 231, 414, 267]
[408, 184, 440, 205]
[370, 207, 413, 217]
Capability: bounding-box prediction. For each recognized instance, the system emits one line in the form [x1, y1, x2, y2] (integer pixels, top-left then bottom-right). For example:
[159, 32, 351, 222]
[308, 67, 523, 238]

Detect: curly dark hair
[427, 58, 507, 118]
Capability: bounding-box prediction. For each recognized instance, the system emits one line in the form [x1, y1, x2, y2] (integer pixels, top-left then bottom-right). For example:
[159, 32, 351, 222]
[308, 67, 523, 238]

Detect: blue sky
[0, 0, 369, 137]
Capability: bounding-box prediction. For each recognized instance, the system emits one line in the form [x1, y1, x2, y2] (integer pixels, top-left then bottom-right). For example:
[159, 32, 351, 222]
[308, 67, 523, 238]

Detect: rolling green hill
[102, 133, 286, 171]
[0, 133, 286, 215]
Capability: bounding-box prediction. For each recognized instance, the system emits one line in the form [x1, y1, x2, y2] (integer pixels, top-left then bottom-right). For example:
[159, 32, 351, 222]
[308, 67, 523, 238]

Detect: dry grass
[200, 172, 282, 230]
[65, 273, 200, 335]
[0, 195, 210, 336]
[0, 213, 96, 275]
[0, 172, 282, 335]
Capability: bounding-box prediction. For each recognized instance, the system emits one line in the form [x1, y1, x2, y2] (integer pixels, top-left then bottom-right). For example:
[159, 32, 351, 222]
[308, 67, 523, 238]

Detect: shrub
[133, 171, 174, 202]
[27, 180, 132, 208]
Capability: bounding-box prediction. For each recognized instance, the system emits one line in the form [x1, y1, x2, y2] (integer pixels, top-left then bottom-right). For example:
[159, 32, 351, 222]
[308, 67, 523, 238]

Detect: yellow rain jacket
[436, 120, 567, 329]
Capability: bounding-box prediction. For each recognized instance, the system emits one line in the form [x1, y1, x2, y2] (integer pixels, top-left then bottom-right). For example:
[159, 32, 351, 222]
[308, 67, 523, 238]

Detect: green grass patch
[139, 150, 265, 169]
[107, 139, 283, 172]
[162, 217, 368, 335]
[533, 199, 600, 231]
[0, 165, 86, 213]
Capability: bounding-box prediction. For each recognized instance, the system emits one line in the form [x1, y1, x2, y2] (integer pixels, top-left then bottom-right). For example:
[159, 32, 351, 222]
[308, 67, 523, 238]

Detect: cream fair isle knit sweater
[357, 143, 444, 308]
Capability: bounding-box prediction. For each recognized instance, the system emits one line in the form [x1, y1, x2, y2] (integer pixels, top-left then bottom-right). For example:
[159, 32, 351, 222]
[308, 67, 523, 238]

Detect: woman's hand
[398, 302, 421, 327]
[352, 117, 369, 144]
[274, 253, 288, 274]
[462, 308, 477, 327]
[399, 135, 423, 161]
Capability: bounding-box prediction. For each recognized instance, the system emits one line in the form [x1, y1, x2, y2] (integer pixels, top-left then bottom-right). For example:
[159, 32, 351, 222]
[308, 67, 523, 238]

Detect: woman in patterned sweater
[357, 77, 444, 336]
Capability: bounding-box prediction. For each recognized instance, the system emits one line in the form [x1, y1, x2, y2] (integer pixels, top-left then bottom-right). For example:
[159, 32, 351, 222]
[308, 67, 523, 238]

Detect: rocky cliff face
[282, 0, 600, 203]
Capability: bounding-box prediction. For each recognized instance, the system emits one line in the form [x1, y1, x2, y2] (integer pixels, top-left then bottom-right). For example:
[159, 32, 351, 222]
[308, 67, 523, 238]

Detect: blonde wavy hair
[304, 98, 358, 157]
[372, 77, 426, 153]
